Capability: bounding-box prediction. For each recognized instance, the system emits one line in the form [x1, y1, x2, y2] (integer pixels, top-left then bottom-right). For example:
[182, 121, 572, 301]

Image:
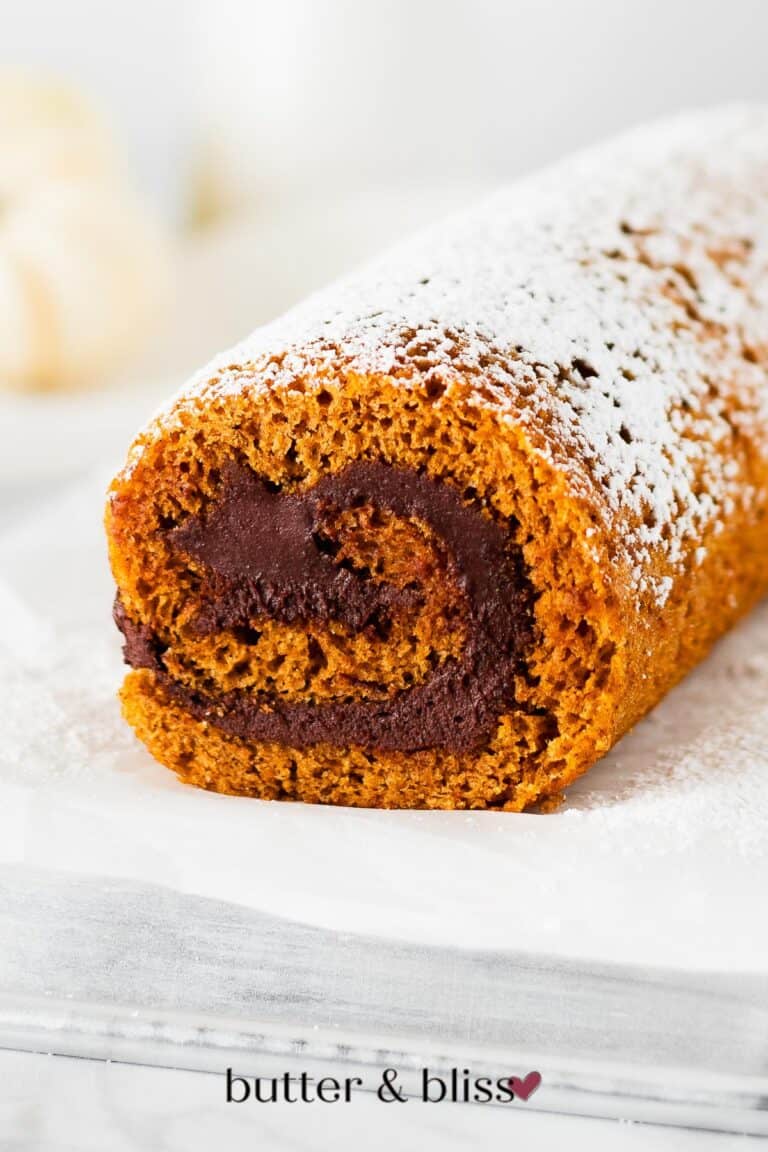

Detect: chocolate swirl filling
[115, 461, 536, 753]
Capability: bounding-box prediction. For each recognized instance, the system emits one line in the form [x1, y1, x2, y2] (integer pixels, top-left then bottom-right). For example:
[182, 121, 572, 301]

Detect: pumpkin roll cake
[107, 107, 768, 810]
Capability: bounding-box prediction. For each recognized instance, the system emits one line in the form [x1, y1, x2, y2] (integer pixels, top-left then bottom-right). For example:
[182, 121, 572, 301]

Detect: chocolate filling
[115, 461, 536, 754]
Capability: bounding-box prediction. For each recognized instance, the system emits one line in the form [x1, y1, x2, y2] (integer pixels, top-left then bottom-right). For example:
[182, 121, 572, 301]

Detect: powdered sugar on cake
[126, 106, 768, 606]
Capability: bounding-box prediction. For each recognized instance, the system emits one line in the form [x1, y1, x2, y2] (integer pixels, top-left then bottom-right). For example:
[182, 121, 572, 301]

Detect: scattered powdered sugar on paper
[564, 694, 768, 858]
[124, 105, 768, 609]
[0, 626, 137, 788]
[562, 601, 768, 857]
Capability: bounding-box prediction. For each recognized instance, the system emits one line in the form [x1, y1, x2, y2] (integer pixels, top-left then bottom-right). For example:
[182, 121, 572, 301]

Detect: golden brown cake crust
[107, 108, 768, 810]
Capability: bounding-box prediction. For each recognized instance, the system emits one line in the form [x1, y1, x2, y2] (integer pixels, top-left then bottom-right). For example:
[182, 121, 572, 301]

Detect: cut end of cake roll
[107, 366, 623, 810]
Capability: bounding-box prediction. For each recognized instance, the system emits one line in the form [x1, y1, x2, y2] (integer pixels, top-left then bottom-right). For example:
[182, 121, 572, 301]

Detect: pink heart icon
[508, 1071, 542, 1101]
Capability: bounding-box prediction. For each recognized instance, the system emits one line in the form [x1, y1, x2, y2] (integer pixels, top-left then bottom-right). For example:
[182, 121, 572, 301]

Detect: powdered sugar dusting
[562, 599, 768, 857]
[0, 628, 138, 788]
[126, 106, 768, 607]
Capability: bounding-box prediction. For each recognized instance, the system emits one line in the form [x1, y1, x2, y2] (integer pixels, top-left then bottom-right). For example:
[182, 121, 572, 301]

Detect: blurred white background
[8, 1, 768, 205]
[2, 0, 768, 503]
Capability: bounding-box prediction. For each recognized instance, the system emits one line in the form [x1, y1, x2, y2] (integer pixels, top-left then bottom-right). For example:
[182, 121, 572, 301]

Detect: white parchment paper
[1, 473, 766, 971]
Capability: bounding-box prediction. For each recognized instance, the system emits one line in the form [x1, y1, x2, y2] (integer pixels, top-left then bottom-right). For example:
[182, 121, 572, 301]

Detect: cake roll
[107, 107, 768, 811]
